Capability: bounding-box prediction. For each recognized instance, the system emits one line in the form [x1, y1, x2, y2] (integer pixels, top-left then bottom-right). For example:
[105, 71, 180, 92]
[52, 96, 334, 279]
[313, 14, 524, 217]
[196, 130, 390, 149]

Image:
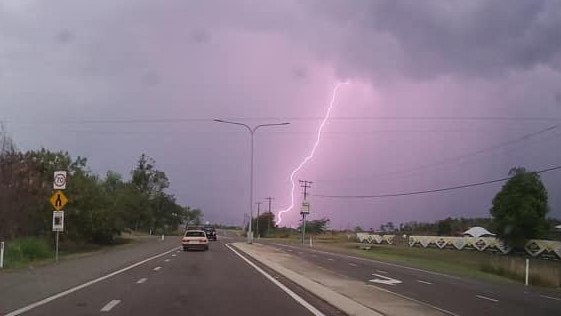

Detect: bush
[4, 237, 52, 268]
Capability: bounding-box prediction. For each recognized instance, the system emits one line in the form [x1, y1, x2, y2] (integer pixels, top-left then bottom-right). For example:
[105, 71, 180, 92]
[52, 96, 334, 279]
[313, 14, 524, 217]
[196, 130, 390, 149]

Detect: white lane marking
[476, 295, 499, 303]
[5, 247, 179, 316]
[136, 278, 148, 284]
[172, 254, 177, 257]
[540, 295, 561, 302]
[348, 263, 358, 267]
[100, 300, 121, 312]
[164, 259, 171, 262]
[367, 284, 460, 316]
[417, 280, 432, 285]
[369, 274, 402, 286]
[376, 270, 388, 274]
[327, 258, 335, 261]
[298, 252, 304, 255]
[272, 243, 460, 280]
[286, 249, 293, 252]
[153, 266, 162, 271]
[226, 244, 325, 316]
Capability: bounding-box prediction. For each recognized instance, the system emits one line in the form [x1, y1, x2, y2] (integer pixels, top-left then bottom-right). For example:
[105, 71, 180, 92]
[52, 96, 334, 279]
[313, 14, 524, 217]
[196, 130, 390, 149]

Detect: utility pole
[265, 197, 274, 237]
[299, 180, 312, 244]
[256, 202, 262, 238]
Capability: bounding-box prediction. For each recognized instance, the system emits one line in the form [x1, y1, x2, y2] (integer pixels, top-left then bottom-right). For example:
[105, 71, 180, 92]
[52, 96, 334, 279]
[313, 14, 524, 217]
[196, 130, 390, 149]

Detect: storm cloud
[1, 0, 560, 228]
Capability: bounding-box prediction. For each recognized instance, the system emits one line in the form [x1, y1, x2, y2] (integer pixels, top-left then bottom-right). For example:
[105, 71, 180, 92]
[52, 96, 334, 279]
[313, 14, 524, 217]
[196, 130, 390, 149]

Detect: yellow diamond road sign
[50, 190, 68, 211]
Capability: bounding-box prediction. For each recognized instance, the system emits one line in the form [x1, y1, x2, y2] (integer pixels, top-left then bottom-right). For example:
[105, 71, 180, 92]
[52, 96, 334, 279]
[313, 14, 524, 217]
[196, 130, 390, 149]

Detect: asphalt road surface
[6, 238, 340, 316]
[266, 242, 561, 316]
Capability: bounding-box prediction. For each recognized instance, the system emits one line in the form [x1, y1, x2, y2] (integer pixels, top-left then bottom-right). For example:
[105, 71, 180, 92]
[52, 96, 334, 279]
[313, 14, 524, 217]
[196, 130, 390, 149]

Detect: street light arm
[214, 119, 252, 133]
[253, 122, 290, 133]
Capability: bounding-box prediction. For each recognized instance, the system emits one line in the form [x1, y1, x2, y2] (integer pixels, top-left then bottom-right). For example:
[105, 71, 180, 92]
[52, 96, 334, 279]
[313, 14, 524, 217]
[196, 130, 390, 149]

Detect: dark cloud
[302, 0, 561, 80]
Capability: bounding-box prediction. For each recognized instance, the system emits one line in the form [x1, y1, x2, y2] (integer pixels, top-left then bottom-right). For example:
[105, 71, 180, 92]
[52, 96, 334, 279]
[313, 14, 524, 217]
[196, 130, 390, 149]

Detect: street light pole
[214, 119, 289, 244]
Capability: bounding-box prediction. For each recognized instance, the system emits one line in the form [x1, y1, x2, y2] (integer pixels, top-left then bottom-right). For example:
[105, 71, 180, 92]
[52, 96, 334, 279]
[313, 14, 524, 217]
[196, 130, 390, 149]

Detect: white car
[181, 230, 209, 251]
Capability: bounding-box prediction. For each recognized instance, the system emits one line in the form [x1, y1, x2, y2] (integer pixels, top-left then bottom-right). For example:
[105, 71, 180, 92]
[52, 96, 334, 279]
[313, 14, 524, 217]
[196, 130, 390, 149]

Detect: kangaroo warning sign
[50, 190, 68, 211]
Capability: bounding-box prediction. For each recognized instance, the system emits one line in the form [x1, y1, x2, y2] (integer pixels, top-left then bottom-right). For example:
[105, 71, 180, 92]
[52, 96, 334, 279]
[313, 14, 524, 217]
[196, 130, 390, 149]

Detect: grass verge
[1, 234, 147, 270]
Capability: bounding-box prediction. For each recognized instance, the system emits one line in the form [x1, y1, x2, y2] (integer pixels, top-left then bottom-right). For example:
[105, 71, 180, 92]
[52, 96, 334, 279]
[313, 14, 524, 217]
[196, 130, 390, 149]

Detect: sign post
[51, 171, 67, 263]
[300, 201, 310, 244]
[52, 211, 64, 262]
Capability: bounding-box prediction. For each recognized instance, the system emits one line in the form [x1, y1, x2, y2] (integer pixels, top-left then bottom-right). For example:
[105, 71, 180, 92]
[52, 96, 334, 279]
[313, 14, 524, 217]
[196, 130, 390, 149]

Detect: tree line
[0, 127, 202, 244]
[356, 167, 559, 248]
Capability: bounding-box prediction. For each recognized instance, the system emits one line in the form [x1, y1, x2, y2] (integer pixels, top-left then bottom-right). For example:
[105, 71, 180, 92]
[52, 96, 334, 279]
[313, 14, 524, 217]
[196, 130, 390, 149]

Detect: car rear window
[185, 231, 205, 237]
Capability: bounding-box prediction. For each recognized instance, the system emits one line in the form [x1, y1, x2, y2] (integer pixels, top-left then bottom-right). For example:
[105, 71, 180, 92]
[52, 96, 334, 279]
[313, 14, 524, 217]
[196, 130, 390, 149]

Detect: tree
[437, 218, 453, 236]
[300, 217, 330, 235]
[252, 212, 276, 237]
[490, 167, 549, 248]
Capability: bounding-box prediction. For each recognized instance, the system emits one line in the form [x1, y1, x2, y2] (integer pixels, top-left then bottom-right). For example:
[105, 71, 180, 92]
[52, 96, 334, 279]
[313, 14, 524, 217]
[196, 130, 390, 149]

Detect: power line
[314, 165, 561, 199]
[315, 124, 560, 183]
[3, 115, 561, 125]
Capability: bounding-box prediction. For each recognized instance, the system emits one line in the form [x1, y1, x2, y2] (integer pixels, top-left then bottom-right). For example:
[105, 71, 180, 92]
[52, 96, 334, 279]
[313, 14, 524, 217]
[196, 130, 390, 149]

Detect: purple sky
[1, 0, 561, 229]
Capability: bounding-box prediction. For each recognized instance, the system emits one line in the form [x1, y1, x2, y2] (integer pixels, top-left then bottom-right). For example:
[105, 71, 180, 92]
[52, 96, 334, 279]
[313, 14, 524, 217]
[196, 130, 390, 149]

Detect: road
[265, 242, 561, 316]
[4, 237, 341, 316]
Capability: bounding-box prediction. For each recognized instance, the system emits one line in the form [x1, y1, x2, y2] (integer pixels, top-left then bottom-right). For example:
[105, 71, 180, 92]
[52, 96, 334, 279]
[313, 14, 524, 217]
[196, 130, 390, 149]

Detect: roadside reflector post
[525, 258, 529, 286]
[310, 236, 313, 248]
[1, 241, 4, 269]
[161, 234, 165, 241]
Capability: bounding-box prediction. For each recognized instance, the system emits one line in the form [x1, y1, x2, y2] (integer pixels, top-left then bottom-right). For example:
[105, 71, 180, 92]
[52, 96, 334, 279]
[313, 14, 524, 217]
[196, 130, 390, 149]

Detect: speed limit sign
[53, 171, 67, 190]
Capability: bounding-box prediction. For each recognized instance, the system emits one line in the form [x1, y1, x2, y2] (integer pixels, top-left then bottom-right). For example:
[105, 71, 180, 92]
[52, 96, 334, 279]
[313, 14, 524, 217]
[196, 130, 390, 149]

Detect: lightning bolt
[276, 81, 349, 225]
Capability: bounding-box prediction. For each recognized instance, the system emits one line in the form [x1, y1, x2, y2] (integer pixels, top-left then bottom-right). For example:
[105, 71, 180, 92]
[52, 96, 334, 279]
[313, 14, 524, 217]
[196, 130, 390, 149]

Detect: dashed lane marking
[100, 300, 121, 312]
[476, 295, 499, 303]
[417, 280, 432, 285]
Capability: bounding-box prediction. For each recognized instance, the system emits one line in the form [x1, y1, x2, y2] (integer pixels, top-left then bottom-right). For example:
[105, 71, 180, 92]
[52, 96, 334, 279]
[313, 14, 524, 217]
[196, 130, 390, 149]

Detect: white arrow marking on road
[369, 274, 402, 286]
[136, 278, 147, 284]
[417, 280, 432, 285]
[100, 300, 121, 312]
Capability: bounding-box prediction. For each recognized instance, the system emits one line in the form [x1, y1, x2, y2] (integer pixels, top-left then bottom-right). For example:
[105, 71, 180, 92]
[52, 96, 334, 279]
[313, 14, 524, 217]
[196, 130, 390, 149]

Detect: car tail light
[199, 238, 206, 242]
[182, 237, 188, 242]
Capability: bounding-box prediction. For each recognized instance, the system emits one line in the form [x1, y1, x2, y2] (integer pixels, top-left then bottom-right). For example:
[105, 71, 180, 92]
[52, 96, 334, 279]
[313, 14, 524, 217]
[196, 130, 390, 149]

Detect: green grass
[1, 235, 141, 270]
[2, 237, 53, 269]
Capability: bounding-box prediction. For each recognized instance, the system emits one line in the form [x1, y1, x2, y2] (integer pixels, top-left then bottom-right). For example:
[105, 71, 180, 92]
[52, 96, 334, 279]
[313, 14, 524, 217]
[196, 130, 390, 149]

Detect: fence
[356, 233, 561, 260]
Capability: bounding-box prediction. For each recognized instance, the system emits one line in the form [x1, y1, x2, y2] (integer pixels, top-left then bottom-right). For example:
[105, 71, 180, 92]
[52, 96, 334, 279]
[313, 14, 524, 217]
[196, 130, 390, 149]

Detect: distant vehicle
[203, 226, 217, 241]
[181, 230, 209, 251]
